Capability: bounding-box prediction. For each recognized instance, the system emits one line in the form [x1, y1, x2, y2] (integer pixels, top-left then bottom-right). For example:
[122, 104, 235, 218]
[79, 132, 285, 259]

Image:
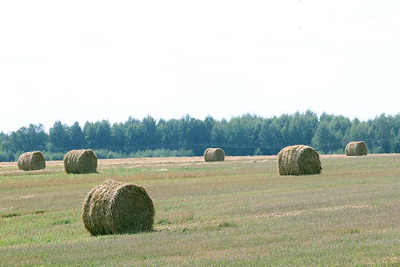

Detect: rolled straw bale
[82, 179, 155, 235]
[278, 145, 321, 175]
[204, 148, 225, 162]
[64, 149, 98, 174]
[17, 151, 46, 171]
[345, 141, 368, 156]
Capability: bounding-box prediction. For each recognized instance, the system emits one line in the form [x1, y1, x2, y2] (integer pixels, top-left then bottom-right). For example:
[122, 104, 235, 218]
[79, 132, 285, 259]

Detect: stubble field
[1, 154, 400, 266]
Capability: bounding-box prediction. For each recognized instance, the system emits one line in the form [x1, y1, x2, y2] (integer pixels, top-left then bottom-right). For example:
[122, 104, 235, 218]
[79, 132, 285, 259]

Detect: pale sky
[1, 0, 400, 133]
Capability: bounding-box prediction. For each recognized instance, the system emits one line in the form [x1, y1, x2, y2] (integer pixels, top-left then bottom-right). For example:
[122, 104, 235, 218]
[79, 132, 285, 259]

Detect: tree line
[1, 110, 400, 161]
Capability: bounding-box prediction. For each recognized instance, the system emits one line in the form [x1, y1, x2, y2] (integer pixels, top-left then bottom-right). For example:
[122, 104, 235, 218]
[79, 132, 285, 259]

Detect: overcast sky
[1, 0, 400, 133]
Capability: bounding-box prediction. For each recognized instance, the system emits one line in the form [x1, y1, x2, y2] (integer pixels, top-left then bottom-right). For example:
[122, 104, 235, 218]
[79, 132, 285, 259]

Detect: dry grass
[278, 145, 321, 175]
[345, 141, 368, 156]
[17, 151, 46, 171]
[82, 179, 154, 235]
[204, 148, 225, 162]
[64, 149, 98, 174]
[1, 154, 400, 265]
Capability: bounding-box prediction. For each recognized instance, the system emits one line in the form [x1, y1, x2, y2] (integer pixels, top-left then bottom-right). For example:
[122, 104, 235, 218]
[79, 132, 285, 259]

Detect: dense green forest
[1, 111, 400, 161]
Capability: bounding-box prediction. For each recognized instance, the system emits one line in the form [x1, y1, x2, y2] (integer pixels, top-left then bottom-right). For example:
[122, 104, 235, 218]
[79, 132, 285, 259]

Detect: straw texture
[64, 149, 98, 174]
[82, 180, 155, 235]
[17, 151, 46, 171]
[345, 141, 368, 156]
[204, 148, 225, 162]
[278, 145, 321, 175]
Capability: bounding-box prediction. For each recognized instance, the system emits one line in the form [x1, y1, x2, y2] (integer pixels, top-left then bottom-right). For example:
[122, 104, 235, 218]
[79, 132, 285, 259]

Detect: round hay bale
[63, 149, 98, 174]
[17, 151, 46, 171]
[345, 141, 368, 156]
[82, 179, 155, 235]
[204, 148, 225, 162]
[278, 145, 321, 176]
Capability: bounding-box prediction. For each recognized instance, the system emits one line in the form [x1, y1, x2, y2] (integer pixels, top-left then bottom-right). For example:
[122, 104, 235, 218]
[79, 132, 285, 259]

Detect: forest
[1, 110, 400, 161]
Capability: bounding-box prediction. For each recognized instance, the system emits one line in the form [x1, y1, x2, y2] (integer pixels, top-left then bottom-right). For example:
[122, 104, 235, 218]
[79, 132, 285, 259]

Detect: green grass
[1, 155, 400, 266]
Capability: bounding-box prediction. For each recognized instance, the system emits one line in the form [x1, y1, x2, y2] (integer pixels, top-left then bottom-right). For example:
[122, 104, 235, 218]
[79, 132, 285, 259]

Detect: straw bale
[278, 145, 321, 175]
[345, 141, 368, 156]
[17, 151, 46, 171]
[204, 148, 225, 162]
[64, 149, 98, 174]
[82, 180, 155, 235]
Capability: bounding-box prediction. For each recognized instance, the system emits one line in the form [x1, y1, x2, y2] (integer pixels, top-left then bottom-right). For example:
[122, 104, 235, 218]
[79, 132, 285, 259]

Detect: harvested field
[1, 154, 400, 265]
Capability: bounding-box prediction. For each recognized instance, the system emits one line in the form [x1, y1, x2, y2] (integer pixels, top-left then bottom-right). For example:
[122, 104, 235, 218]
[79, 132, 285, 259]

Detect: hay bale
[82, 179, 155, 235]
[204, 148, 225, 162]
[64, 149, 98, 174]
[345, 141, 368, 156]
[278, 145, 321, 175]
[17, 151, 46, 171]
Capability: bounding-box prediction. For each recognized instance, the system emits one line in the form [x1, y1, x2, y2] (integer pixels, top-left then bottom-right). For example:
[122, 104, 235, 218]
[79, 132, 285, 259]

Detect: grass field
[1, 154, 400, 266]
